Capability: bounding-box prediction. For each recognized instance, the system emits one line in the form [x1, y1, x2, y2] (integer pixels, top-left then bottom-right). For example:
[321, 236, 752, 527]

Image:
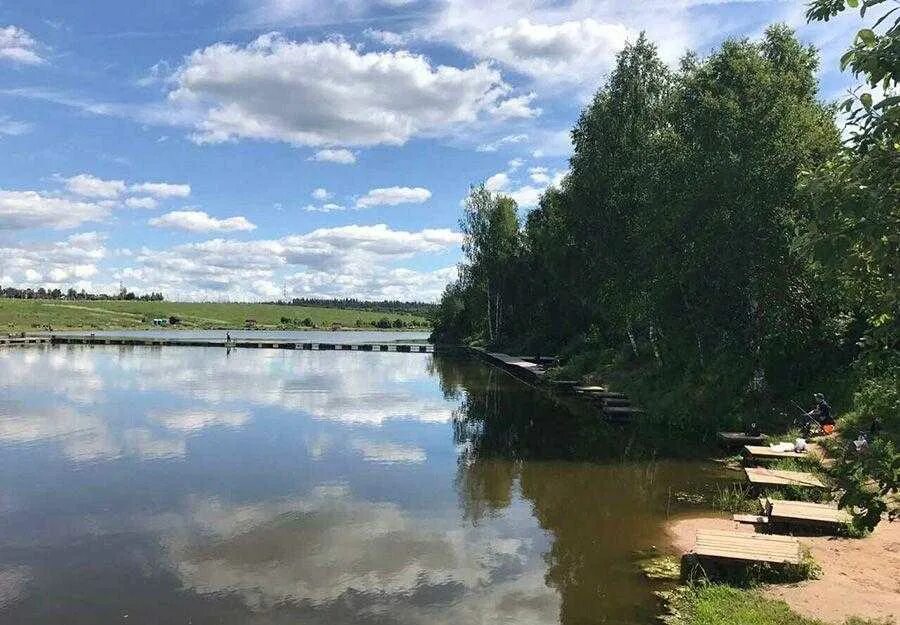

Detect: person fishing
[805, 392, 835, 435]
[226, 331, 231, 343]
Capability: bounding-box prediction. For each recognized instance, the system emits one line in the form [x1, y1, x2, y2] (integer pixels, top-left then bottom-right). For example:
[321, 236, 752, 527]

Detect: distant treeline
[272, 297, 436, 317]
[0, 286, 164, 301]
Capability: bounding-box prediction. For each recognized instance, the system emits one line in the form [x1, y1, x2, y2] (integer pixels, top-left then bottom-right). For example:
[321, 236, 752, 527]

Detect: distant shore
[0, 298, 431, 334]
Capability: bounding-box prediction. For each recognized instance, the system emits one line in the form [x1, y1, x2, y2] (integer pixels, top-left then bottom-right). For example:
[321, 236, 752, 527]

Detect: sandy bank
[665, 514, 900, 624]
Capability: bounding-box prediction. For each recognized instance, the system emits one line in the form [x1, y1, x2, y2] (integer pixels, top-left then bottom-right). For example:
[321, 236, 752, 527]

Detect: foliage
[666, 584, 882, 625]
[833, 438, 899, 532]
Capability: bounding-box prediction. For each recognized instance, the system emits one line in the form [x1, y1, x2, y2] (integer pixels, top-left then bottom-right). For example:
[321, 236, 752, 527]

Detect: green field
[0, 298, 429, 332]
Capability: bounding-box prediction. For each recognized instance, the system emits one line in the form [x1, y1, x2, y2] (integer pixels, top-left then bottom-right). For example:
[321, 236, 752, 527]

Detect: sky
[0, 0, 869, 302]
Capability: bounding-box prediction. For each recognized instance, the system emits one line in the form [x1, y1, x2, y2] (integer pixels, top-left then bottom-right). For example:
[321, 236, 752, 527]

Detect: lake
[0, 345, 718, 624]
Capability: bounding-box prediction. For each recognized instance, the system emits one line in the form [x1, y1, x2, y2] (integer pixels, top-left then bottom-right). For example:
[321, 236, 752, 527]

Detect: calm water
[0, 345, 717, 624]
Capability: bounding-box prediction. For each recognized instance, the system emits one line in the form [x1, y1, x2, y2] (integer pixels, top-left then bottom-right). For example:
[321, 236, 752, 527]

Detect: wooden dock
[744, 467, 827, 489]
[718, 431, 768, 446]
[0, 336, 51, 347]
[743, 445, 808, 461]
[692, 529, 801, 565]
[38, 335, 434, 352]
[767, 499, 851, 527]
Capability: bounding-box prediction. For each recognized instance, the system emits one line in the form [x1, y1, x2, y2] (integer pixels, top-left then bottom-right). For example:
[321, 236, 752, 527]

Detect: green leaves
[856, 27, 876, 46]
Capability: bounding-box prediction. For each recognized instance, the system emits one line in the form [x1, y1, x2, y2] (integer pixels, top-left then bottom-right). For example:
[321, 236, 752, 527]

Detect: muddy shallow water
[0, 345, 718, 624]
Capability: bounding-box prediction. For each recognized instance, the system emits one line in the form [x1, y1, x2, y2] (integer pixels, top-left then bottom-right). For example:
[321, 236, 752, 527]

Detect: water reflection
[0, 346, 714, 624]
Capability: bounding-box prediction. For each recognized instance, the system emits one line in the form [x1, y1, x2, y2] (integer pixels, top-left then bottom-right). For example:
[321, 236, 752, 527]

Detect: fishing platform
[744, 467, 827, 489]
[691, 529, 801, 565]
[40, 334, 434, 352]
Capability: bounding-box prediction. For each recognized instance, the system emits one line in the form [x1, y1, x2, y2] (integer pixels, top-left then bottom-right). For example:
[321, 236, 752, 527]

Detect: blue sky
[0, 0, 867, 301]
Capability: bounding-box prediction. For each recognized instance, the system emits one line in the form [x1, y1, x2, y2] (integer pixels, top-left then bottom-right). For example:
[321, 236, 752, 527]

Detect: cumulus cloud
[148, 210, 257, 233]
[64, 173, 127, 199]
[458, 17, 629, 84]
[166, 34, 533, 147]
[355, 186, 431, 209]
[0, 25, 45, 65]
[129, 181, 191, 198]
[118, 224, 461, 301]
[125, 196, 158, 209]
[481, 158, 567, 209]
[0, 232, 106, 285]
[0, 189, 109, 230]
[311, 187, 332, 201]
[308, 148, 357, 164]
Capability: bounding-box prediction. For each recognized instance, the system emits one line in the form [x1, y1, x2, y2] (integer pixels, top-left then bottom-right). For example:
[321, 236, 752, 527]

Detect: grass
[667, 585, 890, 625]
[0, 298, 429, 332]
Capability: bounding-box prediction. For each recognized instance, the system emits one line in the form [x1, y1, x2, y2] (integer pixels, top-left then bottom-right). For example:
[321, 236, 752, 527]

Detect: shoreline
[664, 513, 900, 624]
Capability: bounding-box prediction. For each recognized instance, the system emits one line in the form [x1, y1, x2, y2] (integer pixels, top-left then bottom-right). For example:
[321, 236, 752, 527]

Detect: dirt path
[666, 514, 900, 624]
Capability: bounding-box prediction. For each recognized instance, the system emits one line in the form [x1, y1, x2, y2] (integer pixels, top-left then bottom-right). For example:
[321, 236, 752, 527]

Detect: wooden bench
[745, 467, 827, 489]
[743, 445, 808, 461]
[693, 529, 801, 564]
[767, 499, 851, 527]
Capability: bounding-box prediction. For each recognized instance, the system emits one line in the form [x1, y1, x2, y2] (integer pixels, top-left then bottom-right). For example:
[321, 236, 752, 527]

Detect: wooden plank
[769, 500, 851, 526]
[693, 530, 801, 564]
[733, 514, 769, 524]
[718, 431, 768, 445]
[745, 467, 827, 489]
[743, 445, 808, 460]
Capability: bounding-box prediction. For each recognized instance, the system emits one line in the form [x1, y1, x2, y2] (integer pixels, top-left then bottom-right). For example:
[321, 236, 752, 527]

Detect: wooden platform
[0, 336, 51, 346]
[745, 467, 827, 489]
[45, 335, 433, 352]
[718, 431, 768, 446]
[693, 529, 801, 564]
[733, 513, 769, 525]
[768, 499, 851, 527]
[743, 445, 808, 461]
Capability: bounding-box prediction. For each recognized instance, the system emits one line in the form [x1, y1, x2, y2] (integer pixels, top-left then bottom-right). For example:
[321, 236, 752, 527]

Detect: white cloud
[476, 133, 528, 152]
[528, 166, 549, 184]
[458, 17, 629, 84]
[125, 196, 158, 209]
[484, 172, 509, 192]
[152, 409, 251, 432]
[311, 187, 332, 200]
[350, 439, 426, 464]
[0, 232, 106, 289]
[364, 28, 407, 47]
[0, 189, 109, 230]
[302, 203, 346, 213]
[481, 158, 567, 209]
[0, 25, 45, 65]
[309, 148, 357, 164]
[490, 92, 540, 119]
[129, 181, 191, 198]
[64, 173, 127, 199]
[120, 224, 461, 301]
[355, 186, 431, 209]
[148, 210, 257, 233]
[0, 116, 32, 136]
[166, 34, 531, 147]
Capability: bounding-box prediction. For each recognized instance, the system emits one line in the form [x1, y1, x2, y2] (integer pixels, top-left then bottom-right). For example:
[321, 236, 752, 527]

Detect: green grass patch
[0, 298, 429, 332]
[667, 584, 858, 625]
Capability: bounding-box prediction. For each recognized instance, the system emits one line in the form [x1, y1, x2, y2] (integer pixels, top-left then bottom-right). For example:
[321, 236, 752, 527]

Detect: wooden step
[744, 467, 827, 489]
[693, 529, 800, 565]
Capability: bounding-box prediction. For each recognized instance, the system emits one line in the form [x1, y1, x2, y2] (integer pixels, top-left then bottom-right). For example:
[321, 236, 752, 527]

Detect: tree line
[272, 297, 436, 317]
[431, 12, 896, 455]
[0, 286, 164, 301]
